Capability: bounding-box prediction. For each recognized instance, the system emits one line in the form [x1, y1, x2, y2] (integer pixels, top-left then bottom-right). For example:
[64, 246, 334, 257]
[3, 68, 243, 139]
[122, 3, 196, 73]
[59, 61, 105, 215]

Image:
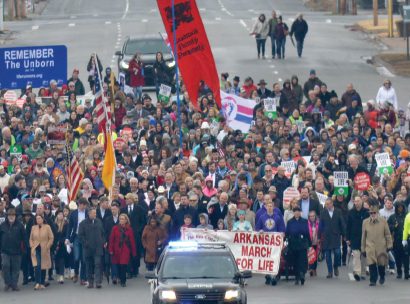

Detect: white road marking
[215, 17, 221, 21]
[68, 23, 75, 27]
[122, 0, 129, 20]
[288, 18, 295, 23]
[248, 9, 254, 12]
[326, 19, 332, 23]
[217, 0, 234, 17]
[239, 19, 248, 30]
[269, 65, 275, 68]
[199, 8, 206, 12]
[273, 71, 279, 75]
[93, 13, 99, 17]
[112, 55, 117, 59]
[376, 66, 395, 78]
[278, 78, 282, 82]
[105, 21, 112, 25]
[142, 19, 149, 23]
[32, 25, 39, 30]
[70, 15, 76, 19]
[150, 8, 156, 13]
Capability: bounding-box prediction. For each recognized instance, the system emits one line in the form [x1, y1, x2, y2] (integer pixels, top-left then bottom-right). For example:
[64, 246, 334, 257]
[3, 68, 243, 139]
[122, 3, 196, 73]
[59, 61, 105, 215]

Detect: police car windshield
[161, 253, 236, 279]
[125, 39, 170, 55]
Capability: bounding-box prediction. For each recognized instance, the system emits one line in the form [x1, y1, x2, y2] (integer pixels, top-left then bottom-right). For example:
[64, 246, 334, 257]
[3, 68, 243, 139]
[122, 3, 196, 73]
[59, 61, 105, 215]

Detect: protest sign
[354, 172, 371, 191]
[47, 126, 67, 145]
[281, 160, 296, 178]
[263, 98, 278, 120]
[158, 83, 172, 104]
[180, 228, 283, 275]
[10, 145, 22, 161]
[283, 187, 300, 210]
[375, 153, 393, 175]
[316, 192, 328, 207]
[334, 171, 349, 196]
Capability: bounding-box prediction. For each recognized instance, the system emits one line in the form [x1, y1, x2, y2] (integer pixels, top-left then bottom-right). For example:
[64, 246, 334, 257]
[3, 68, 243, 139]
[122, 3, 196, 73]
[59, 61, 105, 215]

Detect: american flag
[65, 144, 84, 202]
[216, 141, 225, 158]
[159, 32, 174, 58]
[94, 58, 112, 133]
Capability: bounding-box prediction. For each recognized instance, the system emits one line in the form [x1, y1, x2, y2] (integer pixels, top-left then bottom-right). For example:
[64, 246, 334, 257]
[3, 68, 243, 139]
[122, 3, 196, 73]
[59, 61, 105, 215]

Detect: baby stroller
[270, 245, 298, 286]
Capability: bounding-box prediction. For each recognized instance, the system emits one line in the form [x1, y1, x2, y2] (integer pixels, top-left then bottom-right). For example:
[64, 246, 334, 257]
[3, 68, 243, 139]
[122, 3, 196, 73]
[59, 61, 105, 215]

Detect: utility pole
[388, 0, 394, 37]
[373, 0, 378, 26]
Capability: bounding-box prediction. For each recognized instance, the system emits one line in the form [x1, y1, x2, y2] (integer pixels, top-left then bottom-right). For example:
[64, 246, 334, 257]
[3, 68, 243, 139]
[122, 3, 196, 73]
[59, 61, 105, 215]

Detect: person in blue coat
[286, 206, 311, 285]
[255, 201, 285, 233]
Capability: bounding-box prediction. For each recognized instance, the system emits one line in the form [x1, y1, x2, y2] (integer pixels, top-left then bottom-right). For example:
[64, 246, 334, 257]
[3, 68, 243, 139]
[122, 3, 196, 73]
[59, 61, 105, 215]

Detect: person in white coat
[250, 14, 270, 59]
[376, 79, 398, 111]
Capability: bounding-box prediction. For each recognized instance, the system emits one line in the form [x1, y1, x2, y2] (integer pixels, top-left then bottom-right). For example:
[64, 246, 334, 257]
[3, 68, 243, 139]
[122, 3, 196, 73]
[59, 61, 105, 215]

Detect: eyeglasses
[369, 212, 377, 214]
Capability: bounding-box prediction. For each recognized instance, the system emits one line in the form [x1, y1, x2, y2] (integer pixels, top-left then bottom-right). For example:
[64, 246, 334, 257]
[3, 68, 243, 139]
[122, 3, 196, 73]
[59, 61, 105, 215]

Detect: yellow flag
[102, 130, 116, 191]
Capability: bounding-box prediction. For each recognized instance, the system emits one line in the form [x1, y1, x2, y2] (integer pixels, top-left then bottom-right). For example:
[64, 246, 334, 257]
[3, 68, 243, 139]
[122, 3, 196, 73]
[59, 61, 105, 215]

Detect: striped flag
[216, 141, 225, 158]
[65, 144, 84, 202]
[94, 62, 112, 133]
[159, 32, 174, 58]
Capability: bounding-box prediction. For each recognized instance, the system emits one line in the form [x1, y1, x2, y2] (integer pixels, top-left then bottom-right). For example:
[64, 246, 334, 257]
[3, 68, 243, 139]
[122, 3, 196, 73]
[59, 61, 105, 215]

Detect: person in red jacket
[128, 53, 145, 101]
[114, 98, 126, 130]
[364, 99, 379, 129]
[109, 214, 136, 287]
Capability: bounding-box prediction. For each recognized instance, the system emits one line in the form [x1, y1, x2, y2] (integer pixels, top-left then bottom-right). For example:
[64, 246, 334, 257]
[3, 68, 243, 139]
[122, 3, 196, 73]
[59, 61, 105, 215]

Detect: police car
[145, 241, 251, 304]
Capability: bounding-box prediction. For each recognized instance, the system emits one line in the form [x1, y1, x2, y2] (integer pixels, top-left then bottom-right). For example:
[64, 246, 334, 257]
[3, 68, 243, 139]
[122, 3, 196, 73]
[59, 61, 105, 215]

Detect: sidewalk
[355, 16, 410, 77]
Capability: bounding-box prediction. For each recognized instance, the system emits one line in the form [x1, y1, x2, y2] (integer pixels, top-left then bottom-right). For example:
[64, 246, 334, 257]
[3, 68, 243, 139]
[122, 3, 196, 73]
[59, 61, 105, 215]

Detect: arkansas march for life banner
[156, 0, 221, 109]
[181, 228, 284, 275]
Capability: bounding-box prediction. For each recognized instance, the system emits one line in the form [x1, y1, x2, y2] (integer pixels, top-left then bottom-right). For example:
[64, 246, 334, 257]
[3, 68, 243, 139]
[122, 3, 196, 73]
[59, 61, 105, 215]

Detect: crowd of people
[0, 35, 410, 293]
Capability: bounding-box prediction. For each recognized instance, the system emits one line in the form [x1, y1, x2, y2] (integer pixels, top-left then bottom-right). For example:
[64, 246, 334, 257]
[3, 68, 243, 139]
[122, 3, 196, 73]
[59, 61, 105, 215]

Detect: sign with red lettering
[354, 172, 371, 191]
[180, 228, 284, 275]
[283, 187, 300, 210]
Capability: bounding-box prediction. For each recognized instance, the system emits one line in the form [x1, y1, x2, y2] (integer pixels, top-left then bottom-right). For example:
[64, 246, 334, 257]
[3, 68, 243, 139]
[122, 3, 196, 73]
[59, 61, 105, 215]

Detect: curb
[0, 31, 13, 45]
[372, 55, 397, 77]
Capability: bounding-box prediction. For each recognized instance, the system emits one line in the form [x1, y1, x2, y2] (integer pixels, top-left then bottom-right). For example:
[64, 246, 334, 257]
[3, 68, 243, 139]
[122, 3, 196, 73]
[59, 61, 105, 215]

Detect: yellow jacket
[403, 213, 410, 241]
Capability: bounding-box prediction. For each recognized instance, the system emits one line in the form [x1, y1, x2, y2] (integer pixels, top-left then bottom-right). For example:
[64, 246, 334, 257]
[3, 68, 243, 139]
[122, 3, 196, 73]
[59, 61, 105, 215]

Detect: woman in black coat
[54, 210, 68, 284]
[153, 52, 173, 96]
[286, 206, 311, 286]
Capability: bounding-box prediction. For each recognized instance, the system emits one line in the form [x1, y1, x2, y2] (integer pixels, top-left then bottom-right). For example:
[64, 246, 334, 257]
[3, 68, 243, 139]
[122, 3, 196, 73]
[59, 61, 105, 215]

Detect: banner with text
[334, 171, 349, 196]
[181, 228, 283, 275]
[0, 45, 67, 89]
[375, 152, 394, 175]
[157, 0, 221, 109]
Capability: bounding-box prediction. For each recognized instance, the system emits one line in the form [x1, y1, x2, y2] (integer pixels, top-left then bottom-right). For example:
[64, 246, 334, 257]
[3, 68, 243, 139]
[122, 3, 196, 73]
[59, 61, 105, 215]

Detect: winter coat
[54, 223, 68, 259]
[78, 218, 105, 257]
[319, 208, 346, 250]
[0, 220, 25, 255]
[286, 217, 311, 251]
[128, 59, 145, 87]
[361, 216, 393, 265]
[251, 19, 270, 39]
[290, 18, 308, 41]
[30, 224, 54, 270]
[346, 207, 369, 250]
[387, 201, 407, 246]
[109, 224, 136, 265]
[142, 224, 167, 263]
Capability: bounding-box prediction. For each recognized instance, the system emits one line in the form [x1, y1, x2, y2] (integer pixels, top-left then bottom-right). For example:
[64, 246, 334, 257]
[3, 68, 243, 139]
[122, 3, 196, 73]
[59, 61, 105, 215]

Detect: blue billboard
[0, 45, 67, 89]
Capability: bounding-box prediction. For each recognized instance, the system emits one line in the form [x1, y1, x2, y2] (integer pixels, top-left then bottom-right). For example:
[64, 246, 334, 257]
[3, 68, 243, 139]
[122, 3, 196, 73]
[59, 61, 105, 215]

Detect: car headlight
[159, 290, 177, 301]
[120, 61, 129, 70]
[224, 290, 239, 300]
[166, 60, 175, 68]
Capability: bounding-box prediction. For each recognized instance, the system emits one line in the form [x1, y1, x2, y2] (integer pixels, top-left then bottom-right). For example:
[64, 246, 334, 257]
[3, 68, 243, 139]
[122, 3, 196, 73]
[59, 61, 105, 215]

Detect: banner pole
[171, 0, 183, 159]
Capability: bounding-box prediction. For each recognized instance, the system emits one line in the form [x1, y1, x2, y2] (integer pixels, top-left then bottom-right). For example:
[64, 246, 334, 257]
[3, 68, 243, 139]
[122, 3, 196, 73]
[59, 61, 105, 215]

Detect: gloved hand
[403, 240, 408, 247]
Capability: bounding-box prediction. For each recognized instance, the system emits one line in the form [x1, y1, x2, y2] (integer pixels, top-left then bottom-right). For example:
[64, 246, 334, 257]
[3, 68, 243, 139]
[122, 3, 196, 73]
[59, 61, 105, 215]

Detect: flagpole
[171, 0, 183, 159]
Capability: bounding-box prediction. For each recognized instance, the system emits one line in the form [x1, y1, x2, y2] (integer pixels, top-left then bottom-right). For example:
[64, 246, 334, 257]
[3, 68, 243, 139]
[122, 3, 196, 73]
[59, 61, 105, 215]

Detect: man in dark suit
[126, 99, 149, 122]
[256, 79, 272, 99]
[298, 186, 322, 219]
[172, 194, 198, 239]
[103, 202, 120, 283]
[319, 198, 346, 279]
[96, 196, 112, 222]
[121, 193, 146, 277]
[209, 192, 229, 228]
[65, 198, 88, 284]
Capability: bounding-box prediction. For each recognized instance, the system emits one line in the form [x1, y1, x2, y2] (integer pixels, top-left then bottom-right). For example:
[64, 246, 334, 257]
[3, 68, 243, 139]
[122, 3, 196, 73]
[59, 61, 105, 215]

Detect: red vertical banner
[157, 0, 221, 109]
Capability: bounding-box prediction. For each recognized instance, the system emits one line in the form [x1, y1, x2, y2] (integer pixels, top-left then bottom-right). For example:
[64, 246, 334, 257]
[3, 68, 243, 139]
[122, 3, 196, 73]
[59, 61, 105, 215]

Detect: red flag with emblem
[156, 0, 221, 109]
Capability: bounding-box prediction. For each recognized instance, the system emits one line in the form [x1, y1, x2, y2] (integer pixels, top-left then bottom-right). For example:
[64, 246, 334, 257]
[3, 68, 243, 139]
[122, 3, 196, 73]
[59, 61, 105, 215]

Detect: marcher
[250, 14, 270, 59]
[274, 16, 289, 59]
[142, 217, 166, 272]
[361, 205, 393, 286]
[30, 214, 54, 290]
[285, 206, 311, 285]
[346, 196, 369, 281]
[109, 214, 137, 287]
[54, 209, 68, 284]
[78, 207, 105, 289]
[128, 53, 145, 101]
[0, 208, 26, 291]
[289, 14, 308, 58]
[268, 10, 279, 59]
[319, 198, 346, 279]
